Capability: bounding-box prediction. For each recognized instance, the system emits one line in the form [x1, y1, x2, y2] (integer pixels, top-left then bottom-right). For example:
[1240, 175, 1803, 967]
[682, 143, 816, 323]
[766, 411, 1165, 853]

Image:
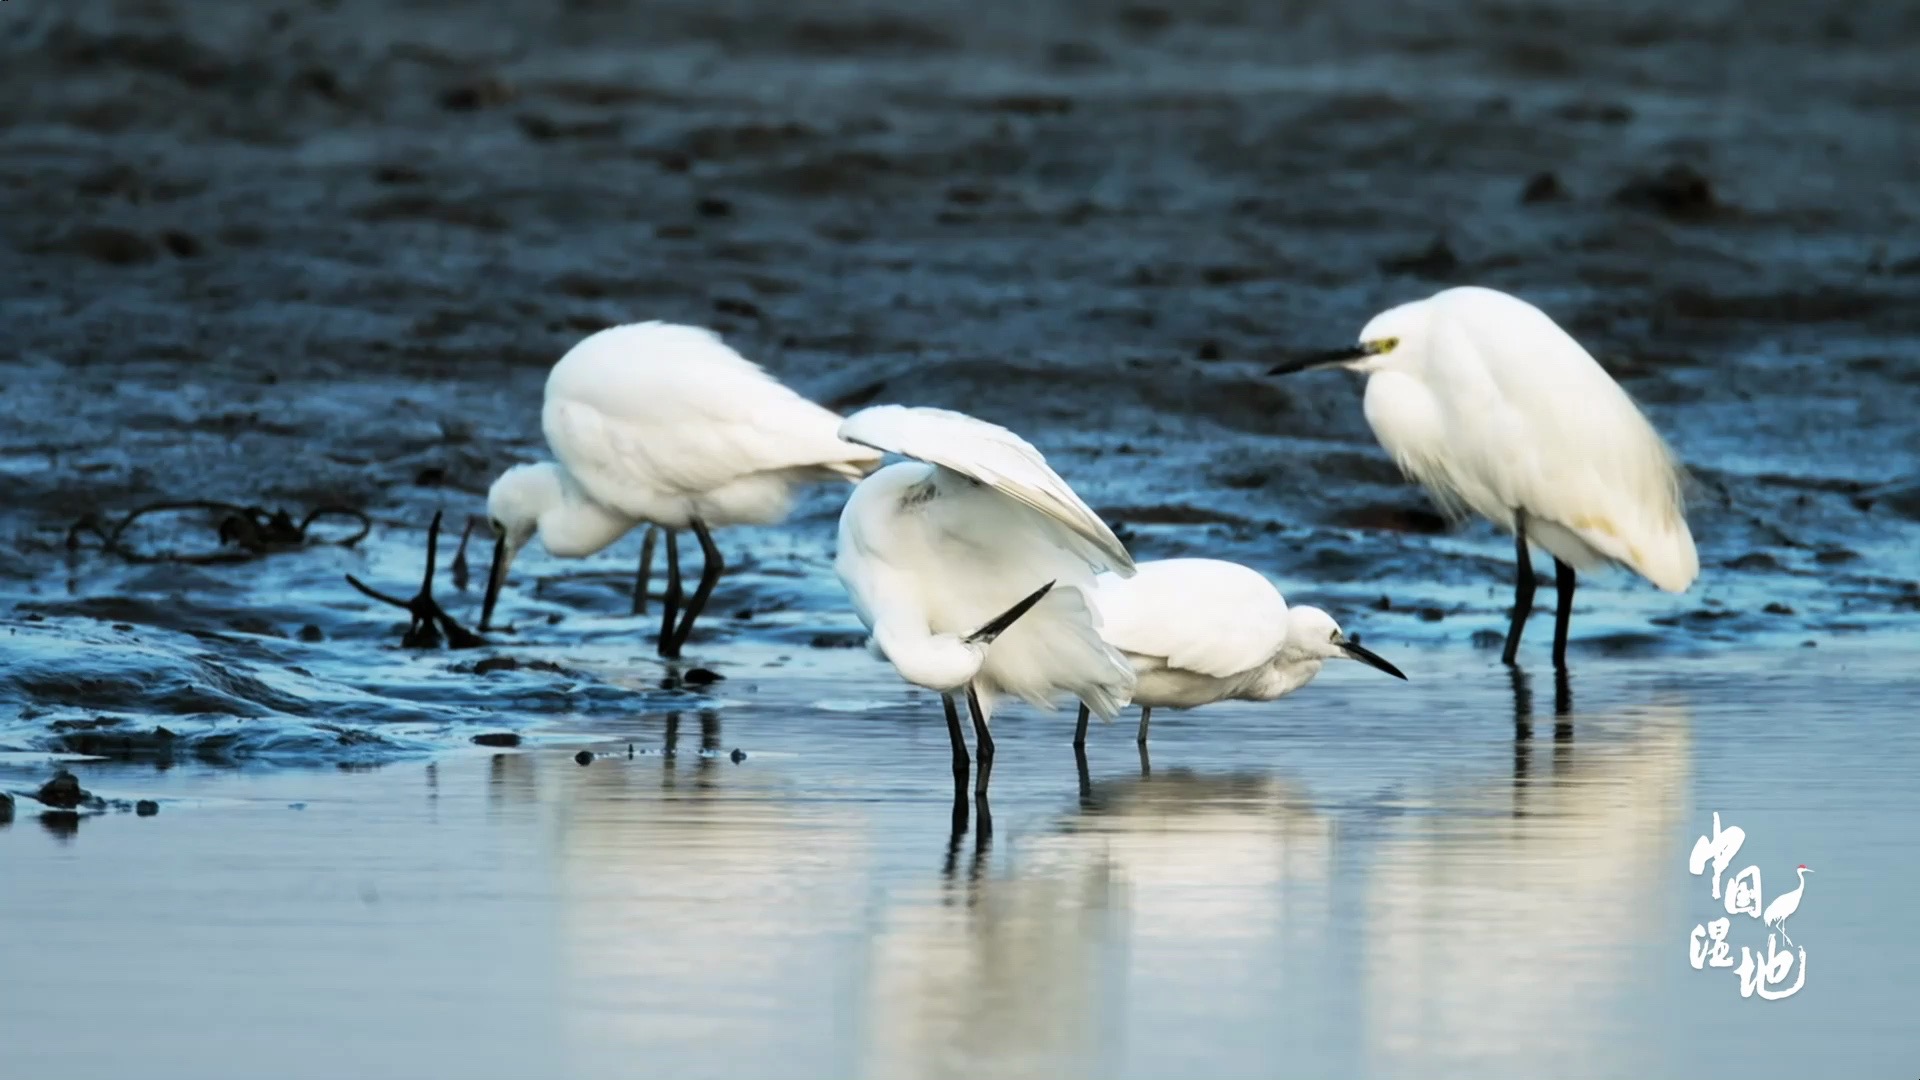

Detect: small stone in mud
[474, 656, 520, 675]
[1764, 602, 1795, 616]
[1813, 547, 1860, 565]
[733, 608, 754, 620]
[374, 163, 425, 185]
[1726, 552, 1780, 571]
[471, 732, 521, 747]
[1373, 596, 1392, 611]
[1470, 629, 1506, 650]
[1195, 339, 1223, 361]
[1613, 164, 1717, 219]
[298, 624, 324, 642]
[696, 196, 733, 218]
[160, 230, 203, 258]
[1379, 236, 1459, 277]
[66, 225, 160, 265]
[808, 632, 867, 649]
[135, 799, 159, 817]
[683, 667, 724, 687]
[1418, 607, 1445, 622]
[574, 750, 595, 766]
[414, 466, 447, 486]
[1520, 171, 1568, 204]
[730, 749, 747, 764]
[112, 622, 134, 632]
[439, 77, 515, 111]
[36, 770, 90, 810]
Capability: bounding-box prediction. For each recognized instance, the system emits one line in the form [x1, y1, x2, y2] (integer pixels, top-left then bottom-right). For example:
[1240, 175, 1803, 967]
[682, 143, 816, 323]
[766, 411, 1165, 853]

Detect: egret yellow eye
[1364, 337, 1400, 355]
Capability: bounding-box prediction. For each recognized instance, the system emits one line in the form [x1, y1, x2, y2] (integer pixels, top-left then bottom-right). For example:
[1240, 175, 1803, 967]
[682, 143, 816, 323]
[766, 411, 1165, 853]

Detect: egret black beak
[1268, 347, 1366, 377]
[1340, 639, 1408, 680]
[966, 581, 1055, 644]
[479, 535, 510, 632]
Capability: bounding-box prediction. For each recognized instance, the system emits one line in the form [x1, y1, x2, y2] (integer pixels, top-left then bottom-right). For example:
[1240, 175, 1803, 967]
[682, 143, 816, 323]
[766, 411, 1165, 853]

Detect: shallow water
[4, 0, 1920, 1075]
[5, 645, 1917, 1079]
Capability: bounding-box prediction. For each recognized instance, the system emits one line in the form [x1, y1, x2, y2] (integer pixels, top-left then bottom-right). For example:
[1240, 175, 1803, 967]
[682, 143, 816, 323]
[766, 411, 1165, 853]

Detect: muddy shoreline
[3, 0, 1918, 763]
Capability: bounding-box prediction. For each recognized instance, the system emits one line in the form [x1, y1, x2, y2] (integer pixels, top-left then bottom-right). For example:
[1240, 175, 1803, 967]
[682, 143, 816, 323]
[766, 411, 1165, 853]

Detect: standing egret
[481, 322, 882, 658]
[1763, 864, 1813, 946]
[835, 405, 1138, 797]
[1075, 558, 1407, 747]
[1268, 286, 1697, 668]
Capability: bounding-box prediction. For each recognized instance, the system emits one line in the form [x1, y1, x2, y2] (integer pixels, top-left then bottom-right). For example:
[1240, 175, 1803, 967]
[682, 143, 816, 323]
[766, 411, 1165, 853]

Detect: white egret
[482, 321, 882, 658]
[1268, 285, 1698, 668]
[1763, 865, 1812, 946]
[1075, 558, 1407, 747]
[835, 405, 1138, 797]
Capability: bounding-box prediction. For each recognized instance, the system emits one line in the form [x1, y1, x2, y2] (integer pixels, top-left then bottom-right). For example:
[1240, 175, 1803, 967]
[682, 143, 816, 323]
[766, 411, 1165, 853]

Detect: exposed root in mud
[65, 501, 372, 564]
[344, 511, 487, 650]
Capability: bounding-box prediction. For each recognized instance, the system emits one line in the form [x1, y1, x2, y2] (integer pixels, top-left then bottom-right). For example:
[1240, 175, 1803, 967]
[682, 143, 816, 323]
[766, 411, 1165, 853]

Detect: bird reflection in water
[1509, 664, 1574, 815]
[1364, 692, 1691, 1076]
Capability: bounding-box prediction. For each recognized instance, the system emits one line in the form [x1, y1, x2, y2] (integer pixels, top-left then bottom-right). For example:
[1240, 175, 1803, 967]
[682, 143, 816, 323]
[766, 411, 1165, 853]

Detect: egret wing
[542, 323, 880, 515]
[1092, 559, 1287, 678]
[1424, 288, 1697, 591]
[839, 405, 1134, 576]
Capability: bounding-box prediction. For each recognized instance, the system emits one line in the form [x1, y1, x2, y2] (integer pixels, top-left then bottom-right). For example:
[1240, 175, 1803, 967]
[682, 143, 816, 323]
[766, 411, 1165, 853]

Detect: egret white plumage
[1268, 285, 1698, 669]
[482, 322, 881, 657]
[835, 405, 1138, 797]
[1076, 558, 1406, 747]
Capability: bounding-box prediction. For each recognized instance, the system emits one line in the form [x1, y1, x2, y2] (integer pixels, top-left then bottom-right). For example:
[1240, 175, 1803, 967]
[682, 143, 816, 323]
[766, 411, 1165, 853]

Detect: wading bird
[835, 405, 1138, 797]
[1075, 558, 1406, 747]
[1268, 286, 1697, 669]
[1763, 864, 1813, 946]
[481, 322, 881, 658]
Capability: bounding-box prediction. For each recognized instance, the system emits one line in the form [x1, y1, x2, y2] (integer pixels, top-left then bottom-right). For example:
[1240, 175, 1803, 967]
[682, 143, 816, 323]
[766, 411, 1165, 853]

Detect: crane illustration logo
[1686, 812, 1809, 1001]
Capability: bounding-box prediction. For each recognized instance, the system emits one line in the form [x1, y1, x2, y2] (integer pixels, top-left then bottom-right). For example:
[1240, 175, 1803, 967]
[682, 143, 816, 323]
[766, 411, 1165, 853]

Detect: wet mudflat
[3, 0, 1919, 1076]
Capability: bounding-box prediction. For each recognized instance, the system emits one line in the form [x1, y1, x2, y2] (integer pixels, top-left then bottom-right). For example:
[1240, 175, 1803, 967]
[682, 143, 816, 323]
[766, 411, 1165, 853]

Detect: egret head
[1267, 298, 1431, 378]
[875, 581, 1056, 692]
[1282, 606, 1408, 680]
[480, 463, 562, 631]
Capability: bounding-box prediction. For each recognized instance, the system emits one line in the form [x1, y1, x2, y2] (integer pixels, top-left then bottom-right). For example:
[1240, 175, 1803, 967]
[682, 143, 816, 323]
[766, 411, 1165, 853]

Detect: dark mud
[3, 0, 1918, 763]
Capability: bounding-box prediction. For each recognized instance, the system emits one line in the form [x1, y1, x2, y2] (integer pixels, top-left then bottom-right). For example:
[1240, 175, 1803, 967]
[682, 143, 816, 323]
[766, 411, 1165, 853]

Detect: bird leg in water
[668, 519, 726, 656]
[942, 693, 970, 792]
[1501, 516, 1537, 666]
[449, 516, 475, 591]
[966, 684, 994, 798]
[1136, 705, 1153, 746]
[656, 530, 683, 658]
[631, 526, 658, 616]
[1074, 702, 1090, 749]
[344, 511, 487, 650]
[1552, 558, 1576, 670]
[1074, 744, 1092, 802]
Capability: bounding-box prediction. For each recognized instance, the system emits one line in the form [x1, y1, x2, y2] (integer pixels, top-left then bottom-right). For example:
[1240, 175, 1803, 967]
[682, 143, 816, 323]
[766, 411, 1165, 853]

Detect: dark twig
[344, 511, 487, 650]
[67, 500, 373, 564]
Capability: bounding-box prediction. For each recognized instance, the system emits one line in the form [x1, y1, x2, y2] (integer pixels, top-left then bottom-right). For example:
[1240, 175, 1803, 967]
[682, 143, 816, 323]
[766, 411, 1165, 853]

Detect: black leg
[1075, 745, 1092, 802]
[966, 685, 994, 799]
[657, 530, 683, 658]
[943, 693, 970, 793]
[1073, 703, 1090, 749]
[1137, 741, 1151, 778]
[1501, 515, 1536, 667]
[1552, 558, 1576, 671]
[670, 519, 725, 655]
[1136, 705, 1152, 746]
[631, 526, 657, 616]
